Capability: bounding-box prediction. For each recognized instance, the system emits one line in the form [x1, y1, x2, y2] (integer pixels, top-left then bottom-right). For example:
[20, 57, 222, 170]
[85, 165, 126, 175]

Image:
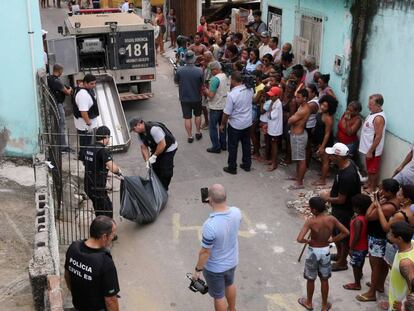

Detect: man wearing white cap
[320, 143, 361, 271]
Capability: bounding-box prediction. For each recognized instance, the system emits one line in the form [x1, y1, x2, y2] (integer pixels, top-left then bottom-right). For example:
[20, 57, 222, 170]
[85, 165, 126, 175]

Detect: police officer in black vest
[47, 63, 72, 151]
[129, 117, 178, 191]
[84, 126, 122, 219]
[73, 74, 100, 163]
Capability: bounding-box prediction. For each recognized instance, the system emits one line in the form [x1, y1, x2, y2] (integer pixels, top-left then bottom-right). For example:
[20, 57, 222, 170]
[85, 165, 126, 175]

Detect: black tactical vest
[139, 122, 175, 153]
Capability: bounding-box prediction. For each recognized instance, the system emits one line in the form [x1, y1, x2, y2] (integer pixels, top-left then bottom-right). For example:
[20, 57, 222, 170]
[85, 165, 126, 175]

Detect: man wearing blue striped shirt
[192, 184, 241, 311]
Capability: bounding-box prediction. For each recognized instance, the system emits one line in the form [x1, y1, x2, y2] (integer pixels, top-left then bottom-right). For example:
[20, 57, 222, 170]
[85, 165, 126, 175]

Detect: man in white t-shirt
[121, 0, 129, 12]
[258, 31, 272, 59]
[269, 37, 281, 62]
[74, 74, 99, 162]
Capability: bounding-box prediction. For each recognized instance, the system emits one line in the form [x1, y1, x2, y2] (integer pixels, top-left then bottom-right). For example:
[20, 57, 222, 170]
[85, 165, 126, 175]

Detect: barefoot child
[297, 197, 350, 311]
[343, 194, 371, 290]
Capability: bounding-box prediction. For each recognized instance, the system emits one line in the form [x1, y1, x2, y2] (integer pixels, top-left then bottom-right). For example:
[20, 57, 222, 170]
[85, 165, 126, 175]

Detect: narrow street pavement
[40, 7, 381, 311]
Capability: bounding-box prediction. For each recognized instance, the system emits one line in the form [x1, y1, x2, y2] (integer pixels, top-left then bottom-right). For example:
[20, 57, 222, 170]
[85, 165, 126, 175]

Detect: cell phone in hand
[201, 187, 209, 203]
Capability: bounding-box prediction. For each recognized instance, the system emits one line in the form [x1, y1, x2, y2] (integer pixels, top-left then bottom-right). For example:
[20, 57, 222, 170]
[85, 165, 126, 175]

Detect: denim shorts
[368, 235, 387, 258]
[304, 246, 331, 280]
[203, 267, 236, 299]
[350, 249, 368, 268]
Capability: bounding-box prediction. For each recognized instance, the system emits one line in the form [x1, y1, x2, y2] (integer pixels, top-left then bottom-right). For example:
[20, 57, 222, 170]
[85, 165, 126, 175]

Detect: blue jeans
[209, 110, 226, 150]
[57, 103, 68, 148]
[227, 124, 251, 170]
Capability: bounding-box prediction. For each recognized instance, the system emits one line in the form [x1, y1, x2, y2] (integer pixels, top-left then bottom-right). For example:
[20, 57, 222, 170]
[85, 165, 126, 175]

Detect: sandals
[356, 294, 376, 302]
[343, 283, 361, 290]
[297, 298, 331, 311]
[298, 298, 313, 311]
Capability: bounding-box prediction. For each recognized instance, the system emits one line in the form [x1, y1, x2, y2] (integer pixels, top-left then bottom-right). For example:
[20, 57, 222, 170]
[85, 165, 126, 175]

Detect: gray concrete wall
[29, 154, 62, 311]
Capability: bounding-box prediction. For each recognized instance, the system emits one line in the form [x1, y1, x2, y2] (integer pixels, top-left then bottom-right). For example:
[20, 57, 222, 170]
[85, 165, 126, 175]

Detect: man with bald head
[193, 184, 241, 311]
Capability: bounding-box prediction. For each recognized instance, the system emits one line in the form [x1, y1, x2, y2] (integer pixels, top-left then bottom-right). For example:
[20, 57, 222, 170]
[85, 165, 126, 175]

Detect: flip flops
[343, 283, 361, 290]
[356, 294, 376, 302]
[298, 298, 313, 310]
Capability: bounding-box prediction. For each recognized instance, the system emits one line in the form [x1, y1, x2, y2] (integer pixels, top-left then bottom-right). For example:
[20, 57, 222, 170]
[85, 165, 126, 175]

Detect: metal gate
[38, 72, 117, 245]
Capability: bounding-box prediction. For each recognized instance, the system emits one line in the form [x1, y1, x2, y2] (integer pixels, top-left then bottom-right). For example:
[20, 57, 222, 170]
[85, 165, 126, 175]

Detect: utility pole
[142, 0, 151, 20]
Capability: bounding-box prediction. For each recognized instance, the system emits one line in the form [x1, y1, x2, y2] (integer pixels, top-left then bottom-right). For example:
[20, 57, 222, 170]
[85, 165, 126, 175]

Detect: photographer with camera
[192, 184, 241, 311]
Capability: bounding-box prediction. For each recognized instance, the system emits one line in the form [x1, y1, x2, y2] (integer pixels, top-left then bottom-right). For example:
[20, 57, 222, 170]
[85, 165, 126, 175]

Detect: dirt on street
[0, 160, 35, 310]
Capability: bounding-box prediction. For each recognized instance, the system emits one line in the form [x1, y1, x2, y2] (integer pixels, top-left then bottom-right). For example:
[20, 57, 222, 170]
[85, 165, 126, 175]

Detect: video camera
[241, 69, 256, 90]
[200, 187, 209, 203]
[186, 273, 209, 295]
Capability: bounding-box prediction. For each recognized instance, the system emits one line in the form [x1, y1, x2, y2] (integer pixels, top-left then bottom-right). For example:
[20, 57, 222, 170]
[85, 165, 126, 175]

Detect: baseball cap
[325, 143, 349, 156]
[185, 50, 196, 64]
[261, 31, 270, 38]
[129, 117, 143, 132]
[266, 86, 282, 97]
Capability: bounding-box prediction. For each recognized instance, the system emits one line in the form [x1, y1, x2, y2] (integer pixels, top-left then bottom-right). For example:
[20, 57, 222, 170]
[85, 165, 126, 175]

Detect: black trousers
[77, 129, 92, 163]
[88, 190, 113, 219]
[152, 149, 177, 191]
[227, 124, 251, 171]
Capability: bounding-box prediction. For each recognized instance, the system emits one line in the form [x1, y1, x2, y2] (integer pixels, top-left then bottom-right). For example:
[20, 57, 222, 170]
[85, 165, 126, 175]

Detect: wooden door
[170, 0, 197, 36]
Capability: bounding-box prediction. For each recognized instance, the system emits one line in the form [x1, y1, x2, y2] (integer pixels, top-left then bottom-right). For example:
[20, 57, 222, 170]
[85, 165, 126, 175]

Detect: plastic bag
[120, 168, 168, 224]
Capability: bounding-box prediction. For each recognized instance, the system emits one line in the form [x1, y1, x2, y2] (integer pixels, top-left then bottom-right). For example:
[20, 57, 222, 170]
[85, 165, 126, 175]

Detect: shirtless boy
[189, 33, 208, 58]
[288, 89, 311, 189]
[297, 196, 350, 311]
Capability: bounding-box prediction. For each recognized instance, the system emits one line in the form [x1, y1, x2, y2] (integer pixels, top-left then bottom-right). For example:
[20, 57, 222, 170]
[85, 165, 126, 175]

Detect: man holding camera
[193, 184, 241, 311]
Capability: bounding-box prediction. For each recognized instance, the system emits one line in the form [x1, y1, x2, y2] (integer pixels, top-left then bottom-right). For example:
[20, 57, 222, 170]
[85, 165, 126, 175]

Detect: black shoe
[223, 167, 237, 175]
[207, 148, 221, 154]
[221, 145, 227, 151]
[195, 133, 202, 140]
[239, 164, 251, 172]
[187, 136, 194, 143]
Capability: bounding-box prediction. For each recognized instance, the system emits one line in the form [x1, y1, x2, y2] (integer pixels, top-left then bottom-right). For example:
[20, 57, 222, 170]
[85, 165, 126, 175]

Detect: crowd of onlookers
[170, 9, 414, 311]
